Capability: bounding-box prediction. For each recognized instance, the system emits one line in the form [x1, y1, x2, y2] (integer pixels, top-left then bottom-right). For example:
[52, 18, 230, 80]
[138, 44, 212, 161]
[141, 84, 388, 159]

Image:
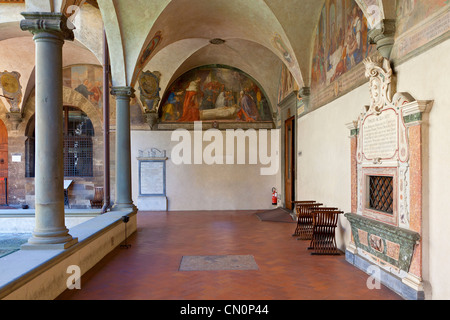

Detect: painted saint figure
[237, 91, 260, 122]
[75, 80, 94, 99]
[179, 77, 202, 122]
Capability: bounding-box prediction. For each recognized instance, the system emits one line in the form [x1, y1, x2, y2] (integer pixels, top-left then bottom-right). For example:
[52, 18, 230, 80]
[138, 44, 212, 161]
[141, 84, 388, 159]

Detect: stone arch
[20, 85, 105, 144]
[20, 86, 105, 204]
[62, 86, 103, 135]
[355, 0, 395, 28]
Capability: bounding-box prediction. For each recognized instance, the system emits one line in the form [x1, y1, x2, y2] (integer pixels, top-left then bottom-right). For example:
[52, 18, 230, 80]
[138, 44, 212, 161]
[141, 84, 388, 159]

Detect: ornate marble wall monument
[136, 148, 168, 211]
[345, 56, 432, 300]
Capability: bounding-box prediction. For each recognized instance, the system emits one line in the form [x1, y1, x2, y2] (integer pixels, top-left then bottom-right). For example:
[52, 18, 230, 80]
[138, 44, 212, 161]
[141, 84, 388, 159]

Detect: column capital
[298, 87, 310, 98]
[111, 86, 136, 99]
[20, 12, 74, 41]
[369, 19, 396, 59]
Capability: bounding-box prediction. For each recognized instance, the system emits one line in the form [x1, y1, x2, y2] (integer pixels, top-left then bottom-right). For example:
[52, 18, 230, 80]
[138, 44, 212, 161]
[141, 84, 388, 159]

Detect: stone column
[20, 12, 77, 249]
[111, 87, 137, 212]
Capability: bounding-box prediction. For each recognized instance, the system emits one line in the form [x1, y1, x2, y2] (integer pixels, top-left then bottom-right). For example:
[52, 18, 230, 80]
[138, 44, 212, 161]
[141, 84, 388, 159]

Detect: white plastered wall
[296, 38, 450, 300]
[296, 83, 370, 252]
[131, 130, 279, 211]
[394, 38, 450, 300]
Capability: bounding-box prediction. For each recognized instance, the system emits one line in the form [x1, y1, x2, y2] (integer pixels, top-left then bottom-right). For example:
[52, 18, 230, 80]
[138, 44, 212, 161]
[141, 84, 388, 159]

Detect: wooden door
[0, 120, 8, 205]
[285, 116, 295, 210]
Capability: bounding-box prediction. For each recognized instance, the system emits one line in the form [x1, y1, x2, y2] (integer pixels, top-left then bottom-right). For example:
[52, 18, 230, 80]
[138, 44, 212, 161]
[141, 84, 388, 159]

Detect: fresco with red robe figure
[159, 65, 273, 123]
[311, 0, 375, 90]
[63, 65, 103, 108]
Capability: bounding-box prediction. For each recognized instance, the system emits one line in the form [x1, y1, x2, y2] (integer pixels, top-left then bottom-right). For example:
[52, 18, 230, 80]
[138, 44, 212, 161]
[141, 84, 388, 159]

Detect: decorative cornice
[402, 100, 434, 127]
[346, 121, 359, 137]
[278, 90, 298, 110]
[20, 12, 74, 41]
[298, 87, 310, 98]
[111, 86, 136, 99]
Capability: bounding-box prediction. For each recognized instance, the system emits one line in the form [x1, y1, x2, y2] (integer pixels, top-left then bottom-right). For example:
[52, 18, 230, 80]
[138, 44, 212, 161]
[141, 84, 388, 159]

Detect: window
[25, 107, 94, 178]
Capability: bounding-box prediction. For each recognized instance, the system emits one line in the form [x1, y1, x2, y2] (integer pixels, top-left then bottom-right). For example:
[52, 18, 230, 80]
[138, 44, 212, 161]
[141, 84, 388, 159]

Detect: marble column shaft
[111, 87, 136, 212]
[20, 13, 77, 248]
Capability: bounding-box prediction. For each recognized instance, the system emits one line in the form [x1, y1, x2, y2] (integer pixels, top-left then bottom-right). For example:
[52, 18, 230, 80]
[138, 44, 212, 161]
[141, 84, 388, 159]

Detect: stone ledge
[0, 210, 137, 300]
[345, 249, 425, 300]
[0, 209, 102, 218]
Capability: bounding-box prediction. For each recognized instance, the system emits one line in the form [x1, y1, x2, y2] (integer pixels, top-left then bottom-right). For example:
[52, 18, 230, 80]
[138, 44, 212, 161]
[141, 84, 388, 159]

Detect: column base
[112, 202, 138, 213]
[21, 237, 78, 250]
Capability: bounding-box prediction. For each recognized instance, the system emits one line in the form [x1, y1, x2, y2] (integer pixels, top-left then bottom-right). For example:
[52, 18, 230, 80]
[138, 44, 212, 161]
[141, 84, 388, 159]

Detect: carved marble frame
[361, 166, 398, 226]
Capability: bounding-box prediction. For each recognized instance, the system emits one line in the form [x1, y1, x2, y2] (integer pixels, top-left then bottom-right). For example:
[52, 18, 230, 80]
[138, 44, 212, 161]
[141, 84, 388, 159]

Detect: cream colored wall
[394, 38, 450, 300]
[131, 130, 278, 211]
[296, 83, 369, 250]
[296, 38, 450, 300]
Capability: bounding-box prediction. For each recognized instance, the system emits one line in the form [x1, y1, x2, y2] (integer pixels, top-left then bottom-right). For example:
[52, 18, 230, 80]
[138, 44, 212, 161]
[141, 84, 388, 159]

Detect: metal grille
[64, 136, 93, 177]
[25, 137, 35, 178]
[25, 107, 95, 178]
[369, 176, 394, 214]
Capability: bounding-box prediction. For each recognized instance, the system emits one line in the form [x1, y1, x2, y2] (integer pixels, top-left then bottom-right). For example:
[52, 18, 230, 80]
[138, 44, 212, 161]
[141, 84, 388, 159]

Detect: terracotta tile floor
[57, 211, 402, 300]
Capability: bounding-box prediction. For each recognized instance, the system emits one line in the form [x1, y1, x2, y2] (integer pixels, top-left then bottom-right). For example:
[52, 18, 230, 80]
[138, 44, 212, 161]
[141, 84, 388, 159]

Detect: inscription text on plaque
[362, 109, 398, 161]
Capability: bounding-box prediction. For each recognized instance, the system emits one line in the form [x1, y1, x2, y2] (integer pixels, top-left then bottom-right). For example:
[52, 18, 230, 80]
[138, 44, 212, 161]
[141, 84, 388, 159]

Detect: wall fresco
[63, 65, 103, 108]
[392, 0, 450, 60]
[160, 65, 272, 123]
[310, 0, 376, 108]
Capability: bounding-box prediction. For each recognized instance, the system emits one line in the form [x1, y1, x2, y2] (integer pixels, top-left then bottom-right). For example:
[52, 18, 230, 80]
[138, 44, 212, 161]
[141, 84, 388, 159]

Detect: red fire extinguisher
[272, 187, 278, 206]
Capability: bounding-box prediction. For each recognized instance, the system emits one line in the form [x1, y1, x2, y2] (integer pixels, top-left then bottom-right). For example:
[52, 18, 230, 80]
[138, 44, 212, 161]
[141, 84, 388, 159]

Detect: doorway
[0, 120, 8, 205]
[285, 116, 295, 210]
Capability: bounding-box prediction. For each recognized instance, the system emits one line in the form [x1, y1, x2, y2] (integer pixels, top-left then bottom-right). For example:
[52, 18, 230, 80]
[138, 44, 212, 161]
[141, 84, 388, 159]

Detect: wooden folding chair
[292, 202, 323, 239]
[90, 187, 104, 209]
[308, 209, 343, 255]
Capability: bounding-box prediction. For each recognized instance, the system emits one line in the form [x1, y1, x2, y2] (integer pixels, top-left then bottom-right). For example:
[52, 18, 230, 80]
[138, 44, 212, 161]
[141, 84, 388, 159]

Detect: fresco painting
[311, 0, 374, 90]
[160, 66, 272, 123]
[396, 0, 449, 35]
[137, 31, 163, 71]
[278, 64, 299, 104]
[63, 65, 103, 108]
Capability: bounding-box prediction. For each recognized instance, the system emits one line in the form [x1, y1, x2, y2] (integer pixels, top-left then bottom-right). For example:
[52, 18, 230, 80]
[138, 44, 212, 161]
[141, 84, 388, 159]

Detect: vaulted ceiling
[0, 0, 393, 113]
[97, 0, 327, 110]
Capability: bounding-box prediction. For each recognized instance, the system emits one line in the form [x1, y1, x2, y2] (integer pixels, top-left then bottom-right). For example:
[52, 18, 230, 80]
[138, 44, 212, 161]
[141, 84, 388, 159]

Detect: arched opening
[63, 106, 95, 177]
[25, 107, 95, 178]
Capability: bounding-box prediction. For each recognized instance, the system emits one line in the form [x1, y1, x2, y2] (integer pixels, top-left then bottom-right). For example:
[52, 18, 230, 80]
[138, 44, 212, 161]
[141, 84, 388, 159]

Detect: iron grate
[369, 176, 394, 214]
[64, 136, 93, 177]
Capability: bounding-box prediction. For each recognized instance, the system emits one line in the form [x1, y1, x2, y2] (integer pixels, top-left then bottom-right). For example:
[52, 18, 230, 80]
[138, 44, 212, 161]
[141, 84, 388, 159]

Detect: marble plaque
[139, 161, 165, 196]
[362, 109, 398, 160]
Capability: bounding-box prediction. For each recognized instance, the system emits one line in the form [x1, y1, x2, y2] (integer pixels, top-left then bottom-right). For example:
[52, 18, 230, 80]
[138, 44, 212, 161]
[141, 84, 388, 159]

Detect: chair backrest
[312, 207, 339, 212]
[313, 211, 343, 227]
[297, 203, 323, 215]
[93, 187, 104, 200]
